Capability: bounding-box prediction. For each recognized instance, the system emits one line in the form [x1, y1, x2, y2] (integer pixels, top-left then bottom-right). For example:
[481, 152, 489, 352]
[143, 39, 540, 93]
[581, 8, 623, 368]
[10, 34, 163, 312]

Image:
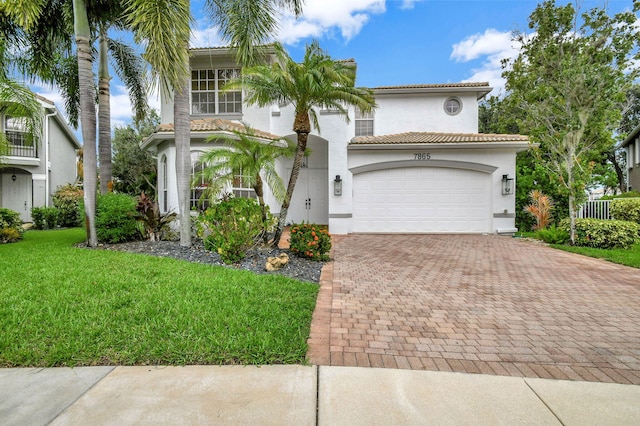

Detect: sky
[32, 0, 638, 131]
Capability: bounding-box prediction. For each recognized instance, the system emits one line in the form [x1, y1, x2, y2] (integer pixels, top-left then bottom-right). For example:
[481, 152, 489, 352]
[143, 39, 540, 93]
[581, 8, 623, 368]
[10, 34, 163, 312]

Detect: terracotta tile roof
[373, 82, 490, 90]
[157, 118, 281, 140]
[350, 132, 530, 145]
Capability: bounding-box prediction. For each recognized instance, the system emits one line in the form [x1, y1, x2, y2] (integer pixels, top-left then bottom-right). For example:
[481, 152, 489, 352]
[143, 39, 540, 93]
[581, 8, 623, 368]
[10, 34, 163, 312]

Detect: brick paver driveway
[307, 234, 640, 384]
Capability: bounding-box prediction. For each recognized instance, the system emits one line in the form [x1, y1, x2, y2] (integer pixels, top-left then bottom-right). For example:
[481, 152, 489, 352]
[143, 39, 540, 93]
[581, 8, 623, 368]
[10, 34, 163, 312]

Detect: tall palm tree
[130, 0, 304, 247]
[227, 41, 377, 245]
[196, 127, 294, 241]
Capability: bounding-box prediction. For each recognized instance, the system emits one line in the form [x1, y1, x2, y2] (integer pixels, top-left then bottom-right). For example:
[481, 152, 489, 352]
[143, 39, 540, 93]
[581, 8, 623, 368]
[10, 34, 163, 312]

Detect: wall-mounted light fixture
[502, 174, 514, 195]
[334, 175, 343, 196]
[11, 174, 17, 182]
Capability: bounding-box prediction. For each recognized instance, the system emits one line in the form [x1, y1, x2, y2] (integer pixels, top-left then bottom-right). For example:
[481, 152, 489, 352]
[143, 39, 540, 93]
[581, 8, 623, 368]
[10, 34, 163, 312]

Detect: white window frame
[190, 68, 242, 115]
[355, 108, 374, 137]
[444, 97, 462, 116]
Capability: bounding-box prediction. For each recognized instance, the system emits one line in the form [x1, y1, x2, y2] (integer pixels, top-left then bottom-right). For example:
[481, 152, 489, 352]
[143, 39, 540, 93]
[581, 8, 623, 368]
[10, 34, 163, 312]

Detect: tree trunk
[73, 0, 97, 246]
[98, 28, 112, 194]
[608, 150, 626, 193]
[254, 173, 269, 244]
[174, 71, 191, 247]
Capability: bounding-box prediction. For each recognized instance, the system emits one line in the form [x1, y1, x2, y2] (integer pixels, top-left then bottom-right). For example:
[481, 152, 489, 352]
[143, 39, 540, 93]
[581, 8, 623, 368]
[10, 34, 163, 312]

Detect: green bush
[52, 184, 83, 227]
[560, 218, 640, 249]
[289, 223, 331, 261]
[0, 208, 24, 243]
[600, 191, 640, 200]
[31, 207, 59, 230]
[535, 225, 569, 244]
[95, 193, 140, 243]
[610, 198, 640, 225]
[135, 192, 176, 241]
[198, 197, 266, 264]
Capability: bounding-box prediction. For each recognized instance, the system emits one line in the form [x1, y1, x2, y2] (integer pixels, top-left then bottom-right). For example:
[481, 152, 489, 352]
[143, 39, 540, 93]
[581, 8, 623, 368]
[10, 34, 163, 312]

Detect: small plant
[559, 218, 640, 249]
[0, 208, 23, 243]
[31, 207, 59, 230]
[524, 190, 554, 231]
[535, 225, 569, 245]
[95, 193, 140, 243]
[198, 196, 267, 264]
[53, 184, 83, 227]
[289, 223, 331, 261]
[135, 192, 177, 241]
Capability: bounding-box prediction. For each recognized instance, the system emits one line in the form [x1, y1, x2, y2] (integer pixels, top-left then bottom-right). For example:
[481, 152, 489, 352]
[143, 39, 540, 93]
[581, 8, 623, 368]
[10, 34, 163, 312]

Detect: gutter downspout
[45, 109, 57, 207]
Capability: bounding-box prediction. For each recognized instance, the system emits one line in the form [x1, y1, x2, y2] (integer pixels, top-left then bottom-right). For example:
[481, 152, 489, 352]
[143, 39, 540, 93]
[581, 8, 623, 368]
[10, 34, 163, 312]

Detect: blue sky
[32, 0, 638, 129]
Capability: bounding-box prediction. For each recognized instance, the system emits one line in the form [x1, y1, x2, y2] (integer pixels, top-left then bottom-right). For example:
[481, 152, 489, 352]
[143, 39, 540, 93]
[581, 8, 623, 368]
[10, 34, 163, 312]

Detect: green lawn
[550, 242, 640, 268]
[0, 229, 319, 367]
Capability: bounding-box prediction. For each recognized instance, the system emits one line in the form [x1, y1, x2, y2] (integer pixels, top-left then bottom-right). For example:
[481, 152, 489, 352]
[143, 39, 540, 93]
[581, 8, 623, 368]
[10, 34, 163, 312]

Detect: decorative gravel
[92, 240, 325, 284]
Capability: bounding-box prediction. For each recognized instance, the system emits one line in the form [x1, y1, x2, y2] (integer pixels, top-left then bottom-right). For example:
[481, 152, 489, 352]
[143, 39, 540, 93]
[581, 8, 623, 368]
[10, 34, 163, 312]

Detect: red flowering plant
[289, 223, 331, 261]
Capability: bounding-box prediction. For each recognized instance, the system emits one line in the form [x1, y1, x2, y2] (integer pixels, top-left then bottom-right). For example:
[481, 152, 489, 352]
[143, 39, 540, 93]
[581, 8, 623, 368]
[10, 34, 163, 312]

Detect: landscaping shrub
[524, 190, 554, 231]
[600, 190, 640, 200]
[135, 192, 177, 241]
[198, 197, 267, 264]
[31, 207, 59, 230]
[534, 225, 569, 244]
[289, 223, 331, 261]
[95, 192, 140, 243]
[610, 198, 640, 225]
[52, 184, 83, 227]
[559, 218, 640, 249]
[0, 208, 23, 243]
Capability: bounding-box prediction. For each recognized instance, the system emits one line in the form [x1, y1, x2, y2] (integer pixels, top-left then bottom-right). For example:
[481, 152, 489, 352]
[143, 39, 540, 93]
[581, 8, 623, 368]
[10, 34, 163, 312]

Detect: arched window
[160, 155, 168, 212]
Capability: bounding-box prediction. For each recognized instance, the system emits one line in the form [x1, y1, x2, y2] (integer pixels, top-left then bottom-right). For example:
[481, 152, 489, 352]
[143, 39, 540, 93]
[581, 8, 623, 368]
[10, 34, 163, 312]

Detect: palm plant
[524, 190, 555, 231]
[196, 127, 294, 242]
[226, 41, 377, 245]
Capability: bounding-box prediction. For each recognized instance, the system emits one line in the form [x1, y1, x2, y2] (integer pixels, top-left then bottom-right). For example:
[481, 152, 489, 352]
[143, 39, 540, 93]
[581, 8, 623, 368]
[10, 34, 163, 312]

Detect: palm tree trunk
[253, 173, 269, 244]
[98, 27, 112, 194]
[273, 128, 309, 246]
[174, 72, 191, 247]
[73, 0, 97, 246]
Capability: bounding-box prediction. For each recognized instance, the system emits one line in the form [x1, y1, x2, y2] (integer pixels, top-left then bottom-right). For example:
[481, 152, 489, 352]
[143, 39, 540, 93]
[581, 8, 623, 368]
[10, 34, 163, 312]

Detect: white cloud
[191, 24, 226, 48]
[399, 0, 417, 10]
[450, 29, 523, 96]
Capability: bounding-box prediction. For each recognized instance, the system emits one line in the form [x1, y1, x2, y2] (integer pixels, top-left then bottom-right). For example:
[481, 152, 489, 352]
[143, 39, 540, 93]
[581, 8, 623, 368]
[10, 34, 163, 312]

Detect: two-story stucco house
[0, 95, 80, 222]
[142, 47, 530, 235]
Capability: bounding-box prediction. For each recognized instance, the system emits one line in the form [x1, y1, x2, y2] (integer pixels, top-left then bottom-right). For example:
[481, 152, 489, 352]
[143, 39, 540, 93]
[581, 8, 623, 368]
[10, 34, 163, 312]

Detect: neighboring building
[0, 95, 81, 222]
[142, 47, 530, 235]
[622, 123, 640, 191]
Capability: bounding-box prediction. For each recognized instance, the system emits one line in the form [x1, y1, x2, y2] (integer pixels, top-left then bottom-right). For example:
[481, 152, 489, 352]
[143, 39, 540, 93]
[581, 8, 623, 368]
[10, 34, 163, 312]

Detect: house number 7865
[414, 153, 431, 160]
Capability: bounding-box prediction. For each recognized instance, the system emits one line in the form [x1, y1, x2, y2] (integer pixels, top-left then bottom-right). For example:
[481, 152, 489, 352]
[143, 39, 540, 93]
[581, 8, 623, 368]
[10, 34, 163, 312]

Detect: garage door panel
[353, 168, 491, 233]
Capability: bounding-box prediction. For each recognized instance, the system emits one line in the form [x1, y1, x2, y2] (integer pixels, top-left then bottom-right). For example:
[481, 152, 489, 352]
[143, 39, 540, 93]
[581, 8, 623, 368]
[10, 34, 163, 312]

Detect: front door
[2, 173, 32, 222]
[286, 168, 328, 225]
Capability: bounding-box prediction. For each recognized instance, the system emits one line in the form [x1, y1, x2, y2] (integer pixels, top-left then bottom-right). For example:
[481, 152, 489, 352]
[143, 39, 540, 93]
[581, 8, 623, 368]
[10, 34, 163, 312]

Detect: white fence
[578, 200, 611, 220]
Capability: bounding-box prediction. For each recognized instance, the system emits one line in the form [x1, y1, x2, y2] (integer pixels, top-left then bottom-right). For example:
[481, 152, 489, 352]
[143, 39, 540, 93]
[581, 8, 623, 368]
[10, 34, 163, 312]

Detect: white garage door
[352, 167, 491, 233]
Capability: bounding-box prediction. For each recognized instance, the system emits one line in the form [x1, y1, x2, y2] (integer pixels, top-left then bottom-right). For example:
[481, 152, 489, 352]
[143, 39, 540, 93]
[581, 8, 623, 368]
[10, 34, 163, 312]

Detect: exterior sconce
[11, 174, 17, 182]
[334, 175, 343, 196]
[502, 174, 514, 195]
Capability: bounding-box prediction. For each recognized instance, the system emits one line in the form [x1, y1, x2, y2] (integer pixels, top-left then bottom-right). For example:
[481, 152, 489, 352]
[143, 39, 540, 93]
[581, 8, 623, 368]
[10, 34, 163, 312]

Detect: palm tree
[130, 0, 304, 248]
[227, 41, 377, 245]
[196, 127, 294, 242]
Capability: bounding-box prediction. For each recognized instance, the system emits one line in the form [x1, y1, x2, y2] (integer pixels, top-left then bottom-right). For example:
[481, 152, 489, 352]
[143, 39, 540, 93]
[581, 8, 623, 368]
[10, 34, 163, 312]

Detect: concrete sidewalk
[1, 365, 639, 425]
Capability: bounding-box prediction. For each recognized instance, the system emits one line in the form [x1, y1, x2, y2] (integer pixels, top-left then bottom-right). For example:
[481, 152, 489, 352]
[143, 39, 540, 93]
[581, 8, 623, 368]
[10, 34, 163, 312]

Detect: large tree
[501, 0, 640, 244]
[227, 41, 376, 245]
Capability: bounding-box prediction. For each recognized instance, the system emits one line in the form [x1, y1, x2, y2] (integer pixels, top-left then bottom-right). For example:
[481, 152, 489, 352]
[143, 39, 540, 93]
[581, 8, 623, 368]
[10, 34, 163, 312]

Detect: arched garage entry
[350, 160, 496, 233]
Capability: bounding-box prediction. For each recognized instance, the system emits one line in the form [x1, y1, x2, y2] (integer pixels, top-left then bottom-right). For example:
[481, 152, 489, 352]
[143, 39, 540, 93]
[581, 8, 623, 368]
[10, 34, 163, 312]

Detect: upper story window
[355, 108, 374, 137]
[5, 116, 28, 146]
[191, 68, 242, 115]
[444, 97, 462, 116]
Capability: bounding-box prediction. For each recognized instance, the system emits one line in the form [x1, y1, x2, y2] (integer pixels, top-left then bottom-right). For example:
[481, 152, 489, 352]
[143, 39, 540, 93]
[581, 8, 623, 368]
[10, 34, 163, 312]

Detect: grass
[550, 242, 640, 268]
[0, 229, 319, 367]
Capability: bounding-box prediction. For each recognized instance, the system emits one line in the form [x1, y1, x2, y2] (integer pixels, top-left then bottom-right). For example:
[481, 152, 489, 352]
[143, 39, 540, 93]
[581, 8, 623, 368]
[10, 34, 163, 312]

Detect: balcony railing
[7, 144, 38, 158]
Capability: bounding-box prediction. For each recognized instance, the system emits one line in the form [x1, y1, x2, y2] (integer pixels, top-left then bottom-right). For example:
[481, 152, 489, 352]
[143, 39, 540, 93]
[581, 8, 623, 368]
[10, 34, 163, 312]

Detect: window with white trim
[5, 116, 28, 146]
[190, 152, 209, 210]
[232, 169, 257, 199]
[191, 68, 242, 115]
[355, 108, 374, 137]
[161, 155, 168, 212]
[444, 97, 462, 115]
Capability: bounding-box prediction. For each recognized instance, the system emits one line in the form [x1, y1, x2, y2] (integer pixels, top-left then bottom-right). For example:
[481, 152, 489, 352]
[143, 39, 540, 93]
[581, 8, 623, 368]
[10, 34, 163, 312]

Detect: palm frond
[108, 38, 149, 121]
